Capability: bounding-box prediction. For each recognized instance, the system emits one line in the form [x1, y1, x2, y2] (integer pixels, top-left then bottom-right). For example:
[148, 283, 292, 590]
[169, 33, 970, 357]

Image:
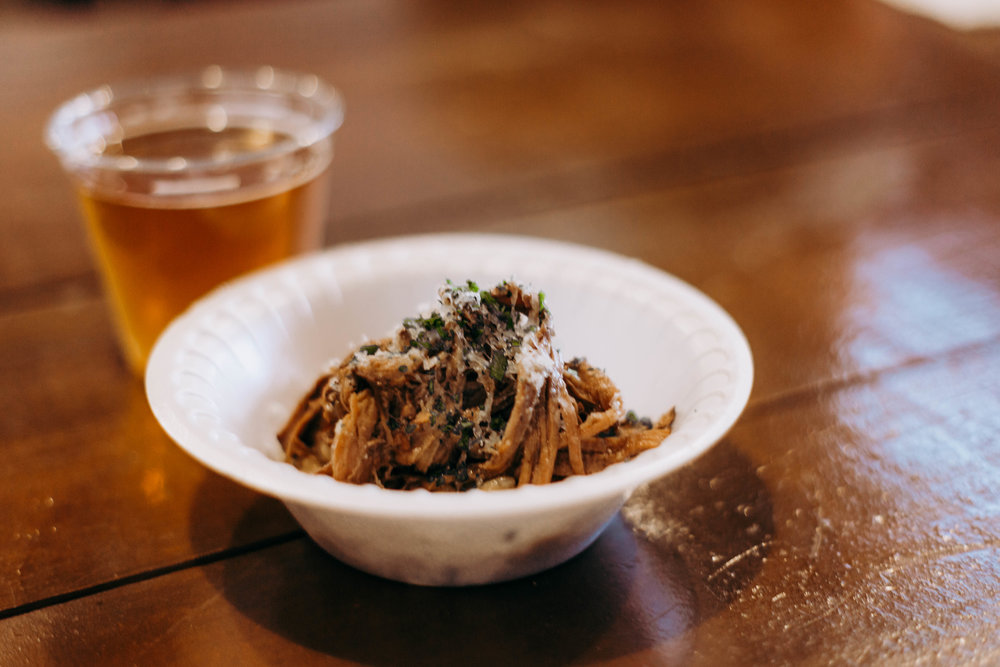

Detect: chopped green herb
[417, 313, 448, 339]
[398, 365, 408, 372]
[480, 290, 498, 307]
[360, 344, 379, 355]
[489, 351, 508, 381]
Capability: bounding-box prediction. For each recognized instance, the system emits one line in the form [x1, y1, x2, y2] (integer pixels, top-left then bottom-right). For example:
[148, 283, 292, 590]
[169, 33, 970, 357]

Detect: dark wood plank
[2, 0, 998, 296]
[674, 341, 1000, 663]
[0, 301, 299, 611]
[2, 0, 1000, 662]
[2, 122, 998, 614]
[2, 343, 997, 664]
[473, 127, 1000, 403]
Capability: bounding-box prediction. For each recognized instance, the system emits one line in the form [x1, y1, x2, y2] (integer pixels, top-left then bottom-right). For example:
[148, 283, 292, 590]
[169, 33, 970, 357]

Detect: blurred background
[4, 0, 1000, 310]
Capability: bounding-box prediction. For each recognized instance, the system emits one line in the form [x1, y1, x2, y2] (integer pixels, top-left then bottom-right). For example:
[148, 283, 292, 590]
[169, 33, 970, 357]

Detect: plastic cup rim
[44, 65, 345, 175]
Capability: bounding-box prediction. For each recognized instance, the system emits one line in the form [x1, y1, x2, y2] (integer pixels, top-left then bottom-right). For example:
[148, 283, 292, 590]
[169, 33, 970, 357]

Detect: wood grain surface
[2, 0, 999, 664]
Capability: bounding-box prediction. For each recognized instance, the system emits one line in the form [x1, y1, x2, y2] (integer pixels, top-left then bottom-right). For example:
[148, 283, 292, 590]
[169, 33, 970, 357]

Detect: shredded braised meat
[278, 280, 675, 491]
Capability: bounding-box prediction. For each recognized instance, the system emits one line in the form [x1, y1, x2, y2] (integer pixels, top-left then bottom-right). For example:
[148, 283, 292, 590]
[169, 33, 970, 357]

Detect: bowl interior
[147, 234, 753, 515]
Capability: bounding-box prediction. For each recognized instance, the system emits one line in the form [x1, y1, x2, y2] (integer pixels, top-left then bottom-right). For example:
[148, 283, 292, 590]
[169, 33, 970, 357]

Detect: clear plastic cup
[46, 66, 344, 374]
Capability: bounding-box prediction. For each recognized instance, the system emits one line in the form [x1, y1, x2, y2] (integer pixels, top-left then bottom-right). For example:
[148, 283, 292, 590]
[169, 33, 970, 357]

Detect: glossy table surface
[2, 0, 1000, 664]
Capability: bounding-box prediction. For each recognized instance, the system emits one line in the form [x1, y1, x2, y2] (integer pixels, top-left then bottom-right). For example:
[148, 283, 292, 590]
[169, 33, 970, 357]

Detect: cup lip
[44, 65, 345, 175]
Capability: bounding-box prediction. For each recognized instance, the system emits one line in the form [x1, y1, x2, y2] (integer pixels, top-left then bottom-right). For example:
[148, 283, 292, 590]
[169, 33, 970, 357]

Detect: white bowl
[146, 233, 753, 585]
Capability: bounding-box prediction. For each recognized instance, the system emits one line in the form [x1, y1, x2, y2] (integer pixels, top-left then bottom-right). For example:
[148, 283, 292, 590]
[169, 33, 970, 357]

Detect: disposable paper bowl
[146, 233, 753, 585]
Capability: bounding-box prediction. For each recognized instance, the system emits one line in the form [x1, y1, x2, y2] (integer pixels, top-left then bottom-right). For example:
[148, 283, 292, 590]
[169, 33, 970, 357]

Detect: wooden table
[3, 0, 999, 663]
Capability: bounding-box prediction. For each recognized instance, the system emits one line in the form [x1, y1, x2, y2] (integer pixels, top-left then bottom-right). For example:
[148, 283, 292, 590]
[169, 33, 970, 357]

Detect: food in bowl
[146, 234, 754, 585]
[279, 279, 675, 491]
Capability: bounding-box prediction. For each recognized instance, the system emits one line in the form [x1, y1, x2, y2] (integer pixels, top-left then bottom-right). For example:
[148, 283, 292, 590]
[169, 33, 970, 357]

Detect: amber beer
[77, 127, 330, 372]
[47, 68, 344, 374]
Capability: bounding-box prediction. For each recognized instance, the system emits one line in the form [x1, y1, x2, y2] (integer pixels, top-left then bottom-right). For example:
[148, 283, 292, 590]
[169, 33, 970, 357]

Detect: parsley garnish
[417, 313, 448, 339]
[488, 350, 508, 381]
[480, 290, 498, 307]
